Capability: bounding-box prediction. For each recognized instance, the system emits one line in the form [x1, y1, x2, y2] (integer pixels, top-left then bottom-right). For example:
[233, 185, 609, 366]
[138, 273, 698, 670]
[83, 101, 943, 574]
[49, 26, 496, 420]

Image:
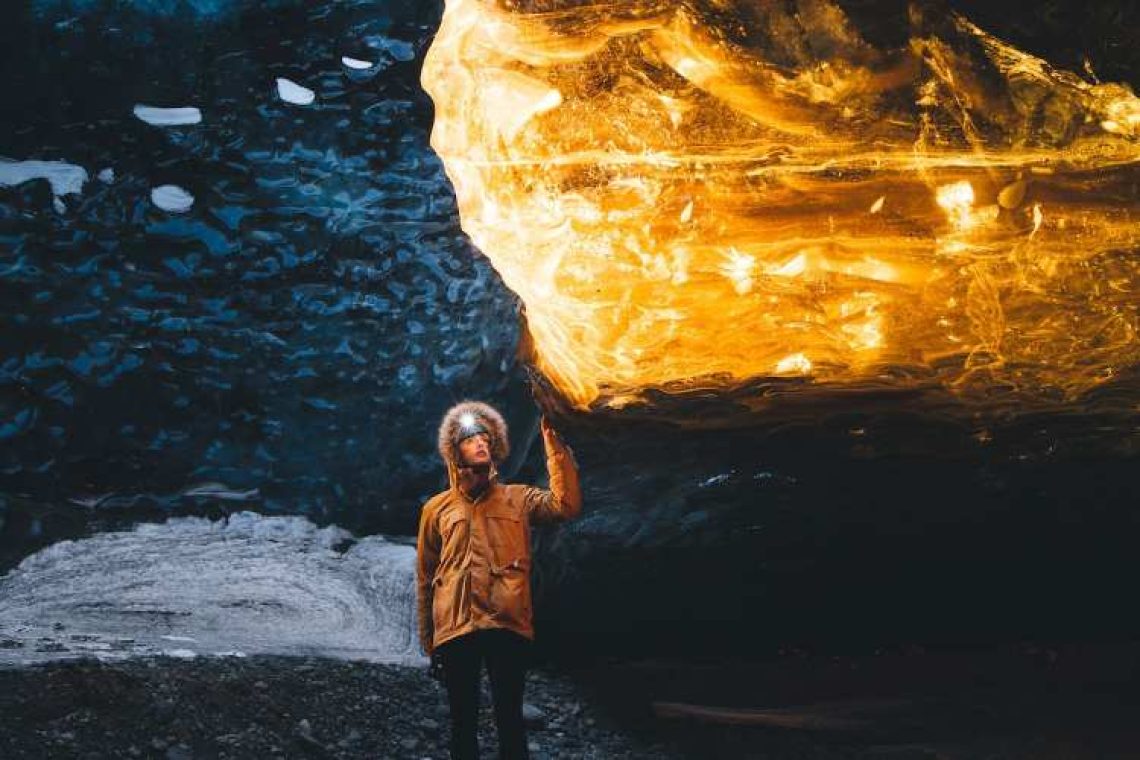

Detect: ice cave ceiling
[424, 0, 1140, 421]
[0, 0, 1137, 565]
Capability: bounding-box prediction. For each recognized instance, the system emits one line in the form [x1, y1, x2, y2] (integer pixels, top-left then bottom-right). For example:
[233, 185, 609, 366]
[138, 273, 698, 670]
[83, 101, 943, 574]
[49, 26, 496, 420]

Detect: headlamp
[457, 412, 488, 442]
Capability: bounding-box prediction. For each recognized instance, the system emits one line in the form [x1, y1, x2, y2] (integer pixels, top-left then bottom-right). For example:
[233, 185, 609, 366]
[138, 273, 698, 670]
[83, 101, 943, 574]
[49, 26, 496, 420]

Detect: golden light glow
[422, 0, 1140, 412]
[720, 248, 756, 295]
[935, 181, 976, 230]
[776, 353, 813, 376]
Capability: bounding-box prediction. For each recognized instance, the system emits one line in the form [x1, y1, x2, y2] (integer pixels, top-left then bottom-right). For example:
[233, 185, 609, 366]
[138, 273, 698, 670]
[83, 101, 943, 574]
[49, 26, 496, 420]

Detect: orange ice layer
[423, 0, 1140, 412]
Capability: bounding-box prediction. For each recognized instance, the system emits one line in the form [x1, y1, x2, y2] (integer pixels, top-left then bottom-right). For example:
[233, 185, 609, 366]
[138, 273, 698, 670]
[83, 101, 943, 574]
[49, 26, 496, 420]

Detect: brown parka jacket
[416, 402, 581, 655]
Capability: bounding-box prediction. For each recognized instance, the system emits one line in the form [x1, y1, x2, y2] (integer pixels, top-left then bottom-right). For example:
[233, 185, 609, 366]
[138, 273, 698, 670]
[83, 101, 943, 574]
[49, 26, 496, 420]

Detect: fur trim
[437, 400, 510, 466]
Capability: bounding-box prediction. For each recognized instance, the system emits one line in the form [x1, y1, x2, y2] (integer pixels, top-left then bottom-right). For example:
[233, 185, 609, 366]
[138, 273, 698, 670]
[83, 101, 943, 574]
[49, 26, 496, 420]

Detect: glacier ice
[0, 512, 422, 665]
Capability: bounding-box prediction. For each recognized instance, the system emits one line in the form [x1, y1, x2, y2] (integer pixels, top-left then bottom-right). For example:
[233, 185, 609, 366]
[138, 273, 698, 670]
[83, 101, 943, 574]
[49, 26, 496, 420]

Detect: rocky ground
[0, 655, 676, 760]
[2, 644, 1139, 759]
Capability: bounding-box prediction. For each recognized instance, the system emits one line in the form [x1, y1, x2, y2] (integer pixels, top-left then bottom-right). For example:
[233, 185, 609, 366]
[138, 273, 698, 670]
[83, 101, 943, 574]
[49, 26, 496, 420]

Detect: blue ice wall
[30, 0, 298, 19]
[1, 0, 530, 561]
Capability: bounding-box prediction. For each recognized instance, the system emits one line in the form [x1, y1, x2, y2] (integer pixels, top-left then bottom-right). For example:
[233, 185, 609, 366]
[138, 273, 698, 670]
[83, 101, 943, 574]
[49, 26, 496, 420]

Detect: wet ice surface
[0, 512, 423, 666]
[0, 0, 523, 546]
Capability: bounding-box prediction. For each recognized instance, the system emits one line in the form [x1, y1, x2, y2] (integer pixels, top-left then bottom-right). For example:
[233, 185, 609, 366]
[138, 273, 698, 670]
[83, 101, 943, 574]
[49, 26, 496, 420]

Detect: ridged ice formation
[0, 512, 421, 664]
[423, 0, 1140, 415]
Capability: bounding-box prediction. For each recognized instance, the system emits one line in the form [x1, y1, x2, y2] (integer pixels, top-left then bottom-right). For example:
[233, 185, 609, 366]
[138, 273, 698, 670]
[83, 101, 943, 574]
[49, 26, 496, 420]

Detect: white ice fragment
[160, 635, 198, 642]
[0, 158, 87, 197]
[132, 104, 202, 126]
[165, 649, 198, 659]
[151, 184, 194, 213]
[53, 197, 66, 214]
[276, 77, 315, 106]
[341, 56, 373, 70]
[97, 168, 114, 183]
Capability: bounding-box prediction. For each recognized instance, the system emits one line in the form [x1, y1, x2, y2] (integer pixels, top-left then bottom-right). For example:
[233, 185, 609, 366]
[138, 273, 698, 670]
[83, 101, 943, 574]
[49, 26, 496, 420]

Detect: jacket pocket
[485, 510, 525, 559]
[490, 556, 532, 621]
[438, 508, 469, 551]
[432, 571, 468, 633]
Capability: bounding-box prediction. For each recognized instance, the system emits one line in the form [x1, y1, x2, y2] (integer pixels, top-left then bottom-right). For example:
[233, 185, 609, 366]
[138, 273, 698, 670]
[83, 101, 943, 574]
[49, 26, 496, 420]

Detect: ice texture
[0, 512, 422, 664]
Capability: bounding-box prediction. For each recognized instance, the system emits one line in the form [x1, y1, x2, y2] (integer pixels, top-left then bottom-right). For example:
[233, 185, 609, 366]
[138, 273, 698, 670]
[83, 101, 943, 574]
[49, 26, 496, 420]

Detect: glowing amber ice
[422, 0, 1140, 412]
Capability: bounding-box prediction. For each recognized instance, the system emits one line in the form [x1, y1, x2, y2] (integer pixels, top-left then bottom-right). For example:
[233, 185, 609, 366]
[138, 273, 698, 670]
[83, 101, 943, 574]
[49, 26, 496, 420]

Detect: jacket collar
[446, 458, 499, 502]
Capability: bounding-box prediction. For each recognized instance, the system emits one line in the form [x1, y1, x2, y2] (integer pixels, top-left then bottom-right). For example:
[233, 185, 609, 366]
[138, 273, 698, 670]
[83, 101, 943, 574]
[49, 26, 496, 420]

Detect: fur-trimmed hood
[437, 401, 510, 472]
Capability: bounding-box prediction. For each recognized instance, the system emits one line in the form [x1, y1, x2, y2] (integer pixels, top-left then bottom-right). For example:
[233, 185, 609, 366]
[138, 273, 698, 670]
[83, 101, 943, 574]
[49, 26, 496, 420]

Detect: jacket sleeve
[523, 418, 582, 524]
[415, 499, 441, 656]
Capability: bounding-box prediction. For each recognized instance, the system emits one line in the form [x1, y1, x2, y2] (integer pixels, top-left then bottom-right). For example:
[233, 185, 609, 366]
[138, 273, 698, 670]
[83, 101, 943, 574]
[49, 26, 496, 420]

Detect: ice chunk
[341, 56, 373, 70]
[0, 512, 421, 666]
[0, 158, 87, 197]
[132, 104, 202, 126]
[97, 167, 114, 183]
[276, 77, 315, 106]
[151, 184, 195, 213]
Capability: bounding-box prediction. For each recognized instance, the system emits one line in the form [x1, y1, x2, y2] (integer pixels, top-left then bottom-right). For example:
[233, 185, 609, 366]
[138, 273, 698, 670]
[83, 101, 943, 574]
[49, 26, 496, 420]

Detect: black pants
[436, 628, 531, 760]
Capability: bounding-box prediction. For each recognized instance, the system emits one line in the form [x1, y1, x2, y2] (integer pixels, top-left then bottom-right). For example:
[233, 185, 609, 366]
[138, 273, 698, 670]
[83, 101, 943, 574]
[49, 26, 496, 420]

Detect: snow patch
[132, 104, 203, 126]
[151, 184, 195, 213]
[341, 56, 373, 70]
[276, 77, 315, 106]
[0, 158, 87, 197]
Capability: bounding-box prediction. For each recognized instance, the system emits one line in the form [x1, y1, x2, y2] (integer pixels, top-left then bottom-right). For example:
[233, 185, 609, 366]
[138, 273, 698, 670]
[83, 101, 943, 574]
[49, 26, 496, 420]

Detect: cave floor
[563, 641, 1140, 759]
[0, 643, 1137, 759]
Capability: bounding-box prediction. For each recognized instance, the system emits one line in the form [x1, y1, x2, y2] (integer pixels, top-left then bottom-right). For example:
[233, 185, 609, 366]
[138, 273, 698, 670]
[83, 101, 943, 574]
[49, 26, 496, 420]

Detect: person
[416, 400, 582, 760]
